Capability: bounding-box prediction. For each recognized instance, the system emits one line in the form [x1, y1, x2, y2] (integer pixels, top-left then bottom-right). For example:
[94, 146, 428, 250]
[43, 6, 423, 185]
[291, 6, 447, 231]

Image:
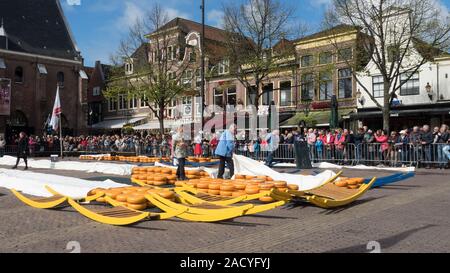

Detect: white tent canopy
[91, 117, 146, 129]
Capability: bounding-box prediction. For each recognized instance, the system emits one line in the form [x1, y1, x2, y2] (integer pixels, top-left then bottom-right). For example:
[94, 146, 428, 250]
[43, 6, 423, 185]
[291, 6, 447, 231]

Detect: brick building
[95, 18, 230, 132]
[0, 0, 88, 142]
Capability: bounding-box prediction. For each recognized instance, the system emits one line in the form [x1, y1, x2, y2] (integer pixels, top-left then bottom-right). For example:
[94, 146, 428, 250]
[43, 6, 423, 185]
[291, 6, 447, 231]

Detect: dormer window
[125, 62, 134, 75]
[189, 52, 197, 63]
[218, 59, 230, 75]
[14, 66, 24, 83]
[57, 71, 64, 87]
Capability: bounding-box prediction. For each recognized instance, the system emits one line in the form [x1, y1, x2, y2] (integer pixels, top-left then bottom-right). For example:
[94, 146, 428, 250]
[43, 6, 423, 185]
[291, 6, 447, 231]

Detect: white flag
[49, 86, 62, 131]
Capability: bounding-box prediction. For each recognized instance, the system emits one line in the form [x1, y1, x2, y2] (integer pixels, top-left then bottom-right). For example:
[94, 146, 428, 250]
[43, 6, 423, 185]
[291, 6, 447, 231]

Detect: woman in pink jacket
[375, 130, 389, 164]
[334, 129, 347, 164]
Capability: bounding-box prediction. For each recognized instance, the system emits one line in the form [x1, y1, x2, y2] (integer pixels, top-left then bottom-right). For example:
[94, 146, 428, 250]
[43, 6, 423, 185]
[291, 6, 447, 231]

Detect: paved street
[0, 165, 449, 253]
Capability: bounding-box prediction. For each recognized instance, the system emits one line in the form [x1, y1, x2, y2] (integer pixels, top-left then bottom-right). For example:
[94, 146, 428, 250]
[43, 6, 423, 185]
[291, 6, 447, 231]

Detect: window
[400, 72, 420, 96]
[246, 85, 257, 106]
[166, 99, 177, 118]
[262, 83, 274, 105]
[319, 52, 333, 64]
[181, 96, 191, 105]
[218, 59, 230, 75]
[140, 96, 147, 107]
[195, 69, 202, 88]
[338, 48, 353, 62]
[338, 69, 352, 99]
[301, 55, 314, 67]
[129, 95, 138, 109]
[93, 87, 101, 96]
[168, 71, 176, 81]
[214, 89, 224, 107]
[227, 87, 237, 107]
[0, 58, 6, 69]
[301, 73, 314, 100]
[388, 46, 400, 63]
[182, 70, 192, 87]
[37, 64, 47, 75]
[279, 81, 292, 107]
[372, 76, 384, 98]
[189, 52, 196, 63]
[57, 71, 64, 87]
[168, 46, 177, 61]
[108, 98, 117, 112]
[14, 66, 24, 83]
[125, 63, 133, 75]
[118, 95, 127, 110]
[319, 72, 332, 101]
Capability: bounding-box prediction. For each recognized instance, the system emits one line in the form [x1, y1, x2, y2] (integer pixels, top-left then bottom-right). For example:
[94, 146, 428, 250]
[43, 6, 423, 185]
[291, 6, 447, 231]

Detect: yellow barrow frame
[10, 186, 102, 209]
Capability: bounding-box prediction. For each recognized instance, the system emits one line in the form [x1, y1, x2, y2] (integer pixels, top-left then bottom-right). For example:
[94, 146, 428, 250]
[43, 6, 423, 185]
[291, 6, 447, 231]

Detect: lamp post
[426, 82, 433, 101]
[200, 0, 205, 130]
[356, 89, 365, 106]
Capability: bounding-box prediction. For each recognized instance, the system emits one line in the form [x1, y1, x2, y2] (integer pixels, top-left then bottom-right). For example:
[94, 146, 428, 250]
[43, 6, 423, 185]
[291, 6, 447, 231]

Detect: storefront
[353, 104, 450, 131]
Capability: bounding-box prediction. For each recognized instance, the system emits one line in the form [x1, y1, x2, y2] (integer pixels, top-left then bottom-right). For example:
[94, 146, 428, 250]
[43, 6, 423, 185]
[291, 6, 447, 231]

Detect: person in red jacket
[209, 134, 219, 156]
[334, 129, 347, 164]
[375, 130, 389, 164]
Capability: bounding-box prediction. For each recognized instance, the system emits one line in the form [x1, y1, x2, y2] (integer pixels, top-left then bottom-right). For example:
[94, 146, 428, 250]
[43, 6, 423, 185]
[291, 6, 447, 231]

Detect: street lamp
[356, 88, 366, 106]
[426, 82, 434, 101]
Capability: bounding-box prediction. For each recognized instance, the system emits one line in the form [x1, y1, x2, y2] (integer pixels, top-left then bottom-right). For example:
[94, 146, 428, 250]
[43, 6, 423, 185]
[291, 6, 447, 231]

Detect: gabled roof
[0, 0, 81, 60]
[150, 17, 229, 44]
[294, 24, 359, 44]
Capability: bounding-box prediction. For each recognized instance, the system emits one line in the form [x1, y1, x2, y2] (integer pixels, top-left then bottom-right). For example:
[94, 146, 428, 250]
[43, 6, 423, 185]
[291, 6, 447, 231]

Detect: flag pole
[59, 114, 63, 158]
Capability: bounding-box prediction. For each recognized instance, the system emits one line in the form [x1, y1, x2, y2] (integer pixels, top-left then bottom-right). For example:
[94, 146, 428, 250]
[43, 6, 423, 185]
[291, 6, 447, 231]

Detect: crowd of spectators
[2, 123, 449, 168]
[235, 124, 450, 168]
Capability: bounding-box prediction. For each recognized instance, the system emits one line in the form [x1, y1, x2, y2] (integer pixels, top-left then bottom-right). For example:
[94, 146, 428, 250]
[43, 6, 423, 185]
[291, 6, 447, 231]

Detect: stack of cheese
[79, 155, 170, 163]
[186, 157, 219, 163]
[334, 177, 365, 189]
[131, 166, 209, 185]
[87, 186, 175, 210]
[175, 174, 299, 203]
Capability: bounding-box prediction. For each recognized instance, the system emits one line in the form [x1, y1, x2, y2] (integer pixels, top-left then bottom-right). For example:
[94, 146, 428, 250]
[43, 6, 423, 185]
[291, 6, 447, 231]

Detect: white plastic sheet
[0, 168, 128, 199]
[274, 161, 415, 172]
[232, 154, 336, 191]
[0, 155, 137, 176]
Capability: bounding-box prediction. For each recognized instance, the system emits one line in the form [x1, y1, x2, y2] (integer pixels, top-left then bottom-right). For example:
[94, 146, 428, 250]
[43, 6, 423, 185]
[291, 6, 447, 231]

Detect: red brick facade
[0, 51, 88, 140]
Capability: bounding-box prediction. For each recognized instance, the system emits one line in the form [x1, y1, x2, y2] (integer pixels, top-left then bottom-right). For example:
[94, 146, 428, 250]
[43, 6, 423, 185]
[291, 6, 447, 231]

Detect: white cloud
[116, 2, 145, 29]
[166, 7, 191, 21]
[309, 0, 332, 7]
[207, 9, 224, 28]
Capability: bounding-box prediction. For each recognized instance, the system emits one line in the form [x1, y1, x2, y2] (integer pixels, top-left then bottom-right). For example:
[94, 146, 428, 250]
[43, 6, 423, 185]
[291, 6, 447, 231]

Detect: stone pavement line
[189, 182, 450, 252]
[0, 221, 113, 252]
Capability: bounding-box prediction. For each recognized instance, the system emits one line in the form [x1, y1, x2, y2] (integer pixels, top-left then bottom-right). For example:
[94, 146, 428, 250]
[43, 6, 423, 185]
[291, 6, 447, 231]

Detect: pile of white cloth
[0, 168, 128, 199]
[0, 155, 136, 176]
[232, 154, 337, 191]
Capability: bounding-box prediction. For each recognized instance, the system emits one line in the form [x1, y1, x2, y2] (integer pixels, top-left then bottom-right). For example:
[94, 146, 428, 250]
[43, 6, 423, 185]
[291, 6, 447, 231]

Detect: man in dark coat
[13, 132, 29, 170]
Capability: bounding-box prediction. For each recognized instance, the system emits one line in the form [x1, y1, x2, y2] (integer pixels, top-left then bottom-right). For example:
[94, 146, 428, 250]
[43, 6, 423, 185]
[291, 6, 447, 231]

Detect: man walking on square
[215, 124, 237, 179]
[265, 130, 280, 168]
[12, 132, 29, 170]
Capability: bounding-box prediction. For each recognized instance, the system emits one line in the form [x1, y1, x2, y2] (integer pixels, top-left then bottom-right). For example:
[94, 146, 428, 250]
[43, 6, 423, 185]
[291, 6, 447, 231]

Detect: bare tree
[105, 4, 197, 133]
[223, 0, 295, 111]
[324, 0, 450, 132]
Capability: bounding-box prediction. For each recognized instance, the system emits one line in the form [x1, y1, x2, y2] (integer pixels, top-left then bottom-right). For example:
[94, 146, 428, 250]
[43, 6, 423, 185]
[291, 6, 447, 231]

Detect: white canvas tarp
[0, 169, 128, 199]
[233, 154, 336, 191]
[0, 156, 136, 176]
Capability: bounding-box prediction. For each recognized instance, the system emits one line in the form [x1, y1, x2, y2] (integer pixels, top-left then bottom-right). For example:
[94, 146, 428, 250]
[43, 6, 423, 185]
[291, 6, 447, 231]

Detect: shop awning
[133, 120, 178, 131]
[354, 107, 450, 118]
[280, 110, 354, 128]
[91, 117, 146, 129]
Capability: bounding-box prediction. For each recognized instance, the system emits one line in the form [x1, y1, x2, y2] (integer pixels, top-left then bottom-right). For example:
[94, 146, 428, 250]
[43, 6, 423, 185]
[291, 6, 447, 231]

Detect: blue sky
[61, 0, 450, 67]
